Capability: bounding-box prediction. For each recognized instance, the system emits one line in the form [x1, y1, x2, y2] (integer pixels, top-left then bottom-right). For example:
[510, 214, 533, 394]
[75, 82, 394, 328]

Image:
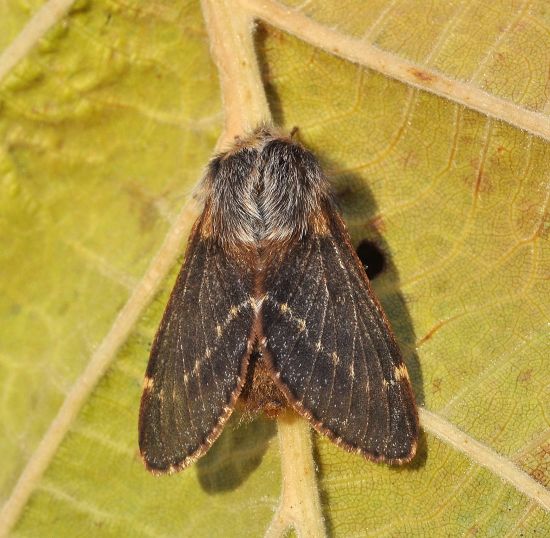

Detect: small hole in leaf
[356, 240, 386, 279]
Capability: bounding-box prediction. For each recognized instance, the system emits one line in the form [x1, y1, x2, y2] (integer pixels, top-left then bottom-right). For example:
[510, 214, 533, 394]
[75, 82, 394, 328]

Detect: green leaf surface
[1, 0, 548, 536]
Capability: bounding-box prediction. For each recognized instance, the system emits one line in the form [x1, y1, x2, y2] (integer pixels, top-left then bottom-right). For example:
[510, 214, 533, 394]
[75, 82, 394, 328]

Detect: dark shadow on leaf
[196, 412, 276, 493]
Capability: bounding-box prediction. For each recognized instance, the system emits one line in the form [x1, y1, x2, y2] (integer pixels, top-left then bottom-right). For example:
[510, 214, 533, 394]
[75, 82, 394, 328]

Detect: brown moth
[139, 126, 418, 474]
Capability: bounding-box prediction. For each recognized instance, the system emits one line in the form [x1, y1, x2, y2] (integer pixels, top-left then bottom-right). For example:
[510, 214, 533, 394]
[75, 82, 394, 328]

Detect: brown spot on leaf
[463, 158, 493, 195]
[409, 67, 435, 83]
[517, 369, 533, 385]
[399, 150, 419, 169]
[367, 214, 385, 233]
[431, 378, 443, 394]
[417, 319, 448, 346]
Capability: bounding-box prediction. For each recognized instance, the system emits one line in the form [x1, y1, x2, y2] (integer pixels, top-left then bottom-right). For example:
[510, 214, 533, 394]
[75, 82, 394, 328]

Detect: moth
[139, 126, 418, 474]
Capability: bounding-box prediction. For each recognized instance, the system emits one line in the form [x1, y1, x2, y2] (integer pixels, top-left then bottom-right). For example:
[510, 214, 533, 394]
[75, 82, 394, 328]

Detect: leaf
[1, 0, 549, 536]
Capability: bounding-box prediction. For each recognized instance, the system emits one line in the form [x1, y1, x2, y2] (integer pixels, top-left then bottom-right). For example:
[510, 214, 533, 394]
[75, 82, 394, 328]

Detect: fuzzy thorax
[200, 127, 329, 246]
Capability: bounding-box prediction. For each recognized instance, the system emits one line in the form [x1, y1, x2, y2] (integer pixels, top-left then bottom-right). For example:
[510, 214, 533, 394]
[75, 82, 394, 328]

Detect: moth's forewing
[139, 127, 419, 473]
[260, 206, 418, 463]
[139, 216, 256, 473]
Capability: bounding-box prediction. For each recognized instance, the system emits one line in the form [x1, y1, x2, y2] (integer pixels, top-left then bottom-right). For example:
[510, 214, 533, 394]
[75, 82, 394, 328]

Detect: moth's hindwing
[261, 205, 419, 463]
[138, 217, 256, 473]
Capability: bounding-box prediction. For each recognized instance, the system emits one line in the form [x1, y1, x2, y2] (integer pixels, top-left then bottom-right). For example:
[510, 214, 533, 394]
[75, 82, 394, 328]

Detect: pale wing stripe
[354, 273, 416, 448]
[273, 244, 325, 372]
[318, 292, 338, 417]
[268, 239, 318, 328]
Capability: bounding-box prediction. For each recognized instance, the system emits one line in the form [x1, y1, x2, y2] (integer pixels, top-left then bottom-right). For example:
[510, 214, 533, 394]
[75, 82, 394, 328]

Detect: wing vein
[356, 295, 390, 449]
[192, 247, 209, 417]
[173, 243, 204, 440]
[323, 238, 361, 423]
[271, 242, 324, 373]
[303, 275, 329, 404]
[200, 249, 222, 397]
